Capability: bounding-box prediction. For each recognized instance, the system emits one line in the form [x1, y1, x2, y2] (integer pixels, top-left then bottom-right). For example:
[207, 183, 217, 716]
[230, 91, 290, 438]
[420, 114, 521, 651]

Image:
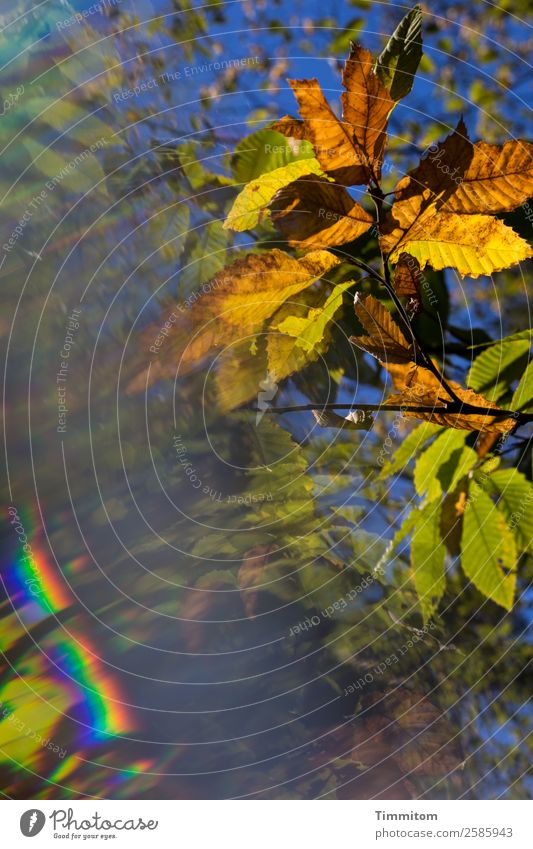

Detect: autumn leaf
[280, 78, 368, 185]
[393, 252, 421, 299]
[382, 207, 532, 278]
[270, 175, 373, 248]
[126, 249, 340, 393]
[264, 283, 348, 398]
[271, 114, 310, 141]
[351, 293, 415, 363]
[441, 139, 533, 215]
[386, 118, 473, 211]
[216, 287, 329, 411]
[341, 43, 394, 179]
[382, 362, 517, 433]
[274, 279, 354, 350]
[224, 157, 325, 231]
[381, 120, 533, 275]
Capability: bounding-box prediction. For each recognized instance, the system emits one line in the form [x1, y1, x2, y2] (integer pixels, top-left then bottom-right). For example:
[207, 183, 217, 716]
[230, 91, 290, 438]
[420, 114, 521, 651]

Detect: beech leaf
[351, 293, 414, 364]
[270, 175, 372, 248]
[224, 158, 325, 231]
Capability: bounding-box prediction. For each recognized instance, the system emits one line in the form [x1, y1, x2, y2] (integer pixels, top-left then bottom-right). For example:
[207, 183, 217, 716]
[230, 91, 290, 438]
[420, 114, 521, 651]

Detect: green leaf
[411, 500, 446, 621]
[467, 335, 531, 402]
[231, 128, 314, 183]
[511, 359, 533, 411]
[224, 158, 325, 231]
[379, 421, 443, 480]
[444, 446, 478, 493]
[274, 280, 354, 353]
[485, 468, 533, 554]
[460, 483, 517, 610]
[414, 430, 468, 499]
[375, 5, 423, 101]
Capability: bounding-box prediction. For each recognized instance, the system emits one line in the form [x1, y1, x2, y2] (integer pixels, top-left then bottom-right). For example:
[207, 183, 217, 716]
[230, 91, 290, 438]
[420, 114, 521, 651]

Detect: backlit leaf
[484, 468, 533, 554]
[445, 139, 533, 215]
[378, 421, 444, 479]
[467, 335, 531, 402]
[411, 499, 446, 621]
[281, 78, 368, 185]
[383, 363, 517, 433]
[224, 158, 325, 231]
[511, 359, 533, 411]
[231, 128, 315, 183]
[127, 249, 340, 392]
[351, 293, 414, 363]
[341, 43, 394, 179]
[270, 175, 372, 248]
[382, 208, 532, 278]
[461, 484, 517, 610]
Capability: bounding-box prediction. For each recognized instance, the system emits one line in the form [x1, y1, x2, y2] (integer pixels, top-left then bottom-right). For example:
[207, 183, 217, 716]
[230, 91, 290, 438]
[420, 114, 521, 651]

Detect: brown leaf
[380, 120, 533, 276]
[270, 174, 373, 248]
[126, 249, 340, 393]
[271, 115, 311, 143]
[351, 293, 415, 364]
[394, 252, 421, 298]
[389, 118, 473, 213]
[382, 362, 516, 433]
[341, 43, 394, 180]
[440, 486, 467, 557]
[445, 139, 533, 214]
[284, 78, 368, 185]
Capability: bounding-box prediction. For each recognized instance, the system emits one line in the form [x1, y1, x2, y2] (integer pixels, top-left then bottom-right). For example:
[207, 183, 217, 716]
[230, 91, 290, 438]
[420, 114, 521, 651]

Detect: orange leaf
[383, 362, 516, 433]
[284, 78, 368, 185]
[351, 293, 415, 364]
[341, 43, 394, 180]
[270, 174, 373, 248]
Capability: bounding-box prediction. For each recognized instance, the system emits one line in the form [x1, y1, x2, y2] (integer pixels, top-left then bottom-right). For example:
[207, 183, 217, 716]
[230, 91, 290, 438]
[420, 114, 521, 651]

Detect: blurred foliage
[0, 0, 532, 802]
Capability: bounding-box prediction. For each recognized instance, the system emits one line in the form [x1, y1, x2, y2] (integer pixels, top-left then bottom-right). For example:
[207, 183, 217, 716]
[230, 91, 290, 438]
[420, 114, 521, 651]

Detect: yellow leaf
[382, 208, 533, 277]
[126, 249, 340, 393]
[266, 288, 335, 389]
[380, 120, 533, 276]
[224, 158, 325, 231]
[351, 293, 414, 363]
[270, 175, 372, 248]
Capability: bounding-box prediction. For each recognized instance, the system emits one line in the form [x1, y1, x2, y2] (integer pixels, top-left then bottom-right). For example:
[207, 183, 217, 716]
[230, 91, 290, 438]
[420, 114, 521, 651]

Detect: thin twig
[260, 402, 533, 424]
[369, 186, 462, 404]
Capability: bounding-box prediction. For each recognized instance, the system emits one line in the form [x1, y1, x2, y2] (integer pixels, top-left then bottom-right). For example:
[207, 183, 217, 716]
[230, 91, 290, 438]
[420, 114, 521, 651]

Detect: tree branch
[260, 402, 533, 425]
